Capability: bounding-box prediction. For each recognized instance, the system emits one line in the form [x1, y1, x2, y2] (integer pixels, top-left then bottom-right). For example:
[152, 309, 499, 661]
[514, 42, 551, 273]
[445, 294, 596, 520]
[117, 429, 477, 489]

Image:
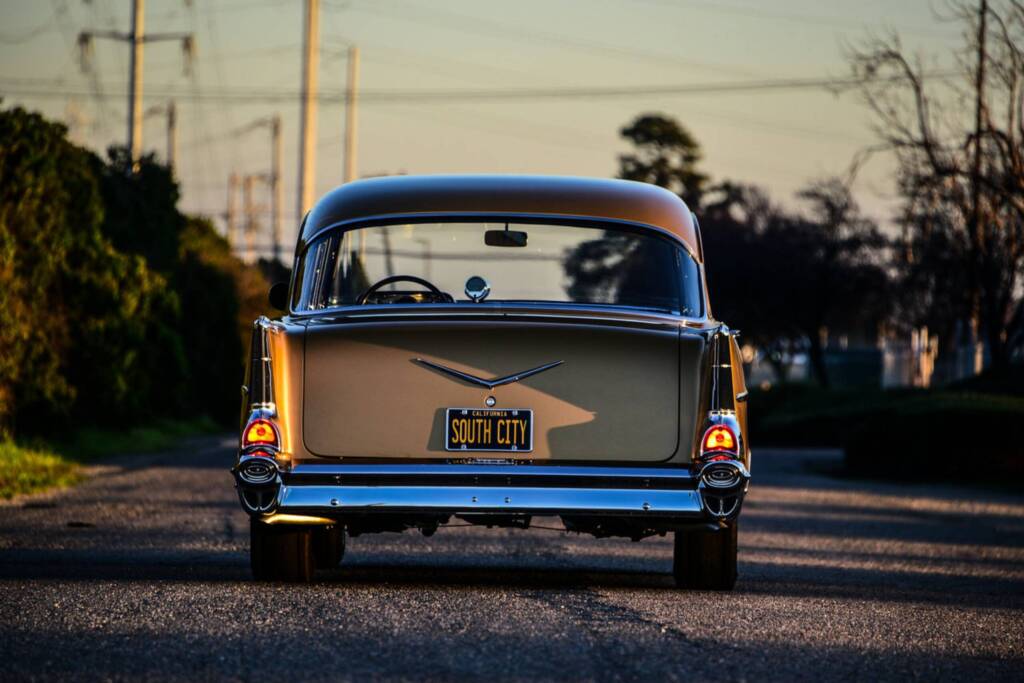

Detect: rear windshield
[293, 221, 703, 316]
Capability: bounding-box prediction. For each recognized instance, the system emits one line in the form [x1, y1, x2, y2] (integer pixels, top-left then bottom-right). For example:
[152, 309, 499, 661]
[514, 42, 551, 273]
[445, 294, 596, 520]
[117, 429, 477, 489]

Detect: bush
[0, 105, 266, 436]
[748, 383, 1024, 482]
[748, 384, 919, 447]
[0, 107, 185, 431]
[176, 218, 247, 425]
[844, 393, 1024, 481]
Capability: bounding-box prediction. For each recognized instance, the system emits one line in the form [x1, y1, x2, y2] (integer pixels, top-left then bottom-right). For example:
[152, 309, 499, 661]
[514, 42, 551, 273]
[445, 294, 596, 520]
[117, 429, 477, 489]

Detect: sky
[0, 0, 967, 257]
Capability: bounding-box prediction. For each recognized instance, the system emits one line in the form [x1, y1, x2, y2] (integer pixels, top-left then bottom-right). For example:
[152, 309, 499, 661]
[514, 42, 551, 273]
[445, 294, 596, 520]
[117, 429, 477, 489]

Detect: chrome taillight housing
[242, 418, 279, 449]
[237, 456, 278, 485]
[700, 424, 739, 459]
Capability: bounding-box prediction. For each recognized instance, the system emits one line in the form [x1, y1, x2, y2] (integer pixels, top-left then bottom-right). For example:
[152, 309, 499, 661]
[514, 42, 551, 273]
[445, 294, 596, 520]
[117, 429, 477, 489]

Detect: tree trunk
[985, 308, 1011, 373]
[807, 335, 830, 389]
[767, 356, 789, 385]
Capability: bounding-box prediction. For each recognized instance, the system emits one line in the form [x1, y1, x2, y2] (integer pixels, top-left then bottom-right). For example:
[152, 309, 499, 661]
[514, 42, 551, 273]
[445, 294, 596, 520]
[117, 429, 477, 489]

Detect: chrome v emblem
[414, 358, 563, 389]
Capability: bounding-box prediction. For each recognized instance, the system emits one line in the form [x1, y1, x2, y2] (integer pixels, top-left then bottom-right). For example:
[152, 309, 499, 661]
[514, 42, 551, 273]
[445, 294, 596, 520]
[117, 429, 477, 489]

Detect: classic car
[233, 175, 750, 588]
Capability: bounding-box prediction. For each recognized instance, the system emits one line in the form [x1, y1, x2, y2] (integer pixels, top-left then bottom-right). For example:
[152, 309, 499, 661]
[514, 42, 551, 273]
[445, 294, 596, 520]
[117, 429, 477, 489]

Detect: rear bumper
[280, 484, 704, 516]
[233, 462, 749, 524]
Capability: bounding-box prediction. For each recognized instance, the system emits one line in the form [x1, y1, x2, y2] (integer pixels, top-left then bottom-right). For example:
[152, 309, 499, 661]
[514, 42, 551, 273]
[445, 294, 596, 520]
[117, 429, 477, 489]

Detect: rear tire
[312, 525, 346, 569]
[673, 523, 737, 590]
[250, 519, 314, 582]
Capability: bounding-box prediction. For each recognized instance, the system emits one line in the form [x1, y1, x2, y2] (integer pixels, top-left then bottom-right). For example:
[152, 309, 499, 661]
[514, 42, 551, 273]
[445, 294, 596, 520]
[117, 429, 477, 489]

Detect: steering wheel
[357, 275, 452, 305]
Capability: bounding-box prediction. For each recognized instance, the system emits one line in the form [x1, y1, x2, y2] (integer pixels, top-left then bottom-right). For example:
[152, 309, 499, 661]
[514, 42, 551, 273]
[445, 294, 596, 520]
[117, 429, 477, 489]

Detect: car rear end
[232, 176, 750, 586]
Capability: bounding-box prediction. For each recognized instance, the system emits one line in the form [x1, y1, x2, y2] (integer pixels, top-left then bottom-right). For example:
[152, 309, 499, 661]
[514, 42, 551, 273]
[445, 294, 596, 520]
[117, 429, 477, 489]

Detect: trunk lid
[302, 316, 702, 462]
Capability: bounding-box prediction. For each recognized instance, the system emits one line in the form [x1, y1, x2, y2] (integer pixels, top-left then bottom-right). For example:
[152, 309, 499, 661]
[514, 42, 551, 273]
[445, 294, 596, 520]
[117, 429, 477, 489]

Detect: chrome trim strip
[296, 301, 704, 326]
[248, 317, 278, 413]
[277, 485, 704, 516]
[287, 464, 700, 479]
[415, 358, 563, 389]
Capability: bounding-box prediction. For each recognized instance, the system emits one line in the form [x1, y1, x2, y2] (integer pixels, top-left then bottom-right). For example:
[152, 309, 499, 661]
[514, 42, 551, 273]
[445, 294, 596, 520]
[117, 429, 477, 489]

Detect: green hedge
[1, 105, 272, 436]
[748, 383, 1024, 482]
[844, 393, 1024, 481]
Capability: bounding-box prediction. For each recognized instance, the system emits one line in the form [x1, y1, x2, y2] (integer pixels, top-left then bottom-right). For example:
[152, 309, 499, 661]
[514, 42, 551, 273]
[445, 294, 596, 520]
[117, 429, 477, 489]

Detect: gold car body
[234, 175, 750, 539]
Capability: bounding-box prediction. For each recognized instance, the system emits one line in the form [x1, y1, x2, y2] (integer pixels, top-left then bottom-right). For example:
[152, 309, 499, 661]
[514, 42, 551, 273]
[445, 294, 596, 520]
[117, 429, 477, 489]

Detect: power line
[352, 1, 767, 80]
[2, 71, 958, 107]
[634, 0, 958, 41]
[1, 71, 959, 104]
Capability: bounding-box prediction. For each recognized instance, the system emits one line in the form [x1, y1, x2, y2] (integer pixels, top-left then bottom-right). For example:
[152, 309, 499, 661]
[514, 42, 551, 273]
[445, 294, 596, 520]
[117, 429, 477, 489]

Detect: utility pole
[243, 174, 257, 263]
[271, 115, 284, 263]
[232, 115, 284, 262]
[297, 0, 320, 218]
[227, 172, 239, 248]
[968, 0, 988, 371]
[167, 100, 177, 172]
[144, 101, 177, 171]
[344, 45, 360, 183]
[78, 0, 193, 171]
[128, 0, 144, 166]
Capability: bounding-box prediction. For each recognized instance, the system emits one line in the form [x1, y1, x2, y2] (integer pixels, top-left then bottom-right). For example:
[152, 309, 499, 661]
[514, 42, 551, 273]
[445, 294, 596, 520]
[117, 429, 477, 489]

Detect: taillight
[701, 425, 738, 455]
[243, 418, 279, 448]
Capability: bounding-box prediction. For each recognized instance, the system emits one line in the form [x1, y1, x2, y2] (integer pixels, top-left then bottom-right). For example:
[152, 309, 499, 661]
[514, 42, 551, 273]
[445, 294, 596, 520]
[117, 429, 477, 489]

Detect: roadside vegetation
[748, 382, 1024, 483]
[0, 441, 81, 501]
[0, 417, 220, 500]
[0, 105, 273, 498]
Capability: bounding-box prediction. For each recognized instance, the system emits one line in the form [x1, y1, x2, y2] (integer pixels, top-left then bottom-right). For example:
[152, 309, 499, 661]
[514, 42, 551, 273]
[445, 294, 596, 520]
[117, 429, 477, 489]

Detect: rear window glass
[293, 221, 703, 316]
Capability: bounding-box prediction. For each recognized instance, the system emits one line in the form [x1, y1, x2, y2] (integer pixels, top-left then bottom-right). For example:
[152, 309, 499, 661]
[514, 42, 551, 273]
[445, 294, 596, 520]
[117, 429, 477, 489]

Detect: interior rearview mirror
[268, 282, 289, 312]
[484, 229, 528, 247]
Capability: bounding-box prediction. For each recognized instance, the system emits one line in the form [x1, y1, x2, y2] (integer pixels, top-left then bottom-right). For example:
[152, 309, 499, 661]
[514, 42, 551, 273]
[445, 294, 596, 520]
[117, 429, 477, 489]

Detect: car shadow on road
[4, 543, 1020, 612]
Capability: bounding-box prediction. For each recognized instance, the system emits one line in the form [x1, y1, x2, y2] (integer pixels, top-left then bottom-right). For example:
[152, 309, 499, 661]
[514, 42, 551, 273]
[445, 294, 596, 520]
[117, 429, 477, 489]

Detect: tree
[701, 179, 890, 387]
[176, 218, 246, 425]
[94, 148, 274, 427]
[0, 106, 185, 432]
[701, 182, 796, 381]
[95, 148, 184, 272]
[850, 0, 1024, 370]
[0, 107, 85, 430]
[614, 114, 891, 386]
[783, 180, 891, 387]
[618, 114, 709, 208]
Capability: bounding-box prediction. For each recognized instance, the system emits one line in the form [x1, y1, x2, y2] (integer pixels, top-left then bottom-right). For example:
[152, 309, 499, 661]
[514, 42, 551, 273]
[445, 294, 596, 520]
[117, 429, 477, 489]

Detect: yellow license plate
[445, 408, 533, 452]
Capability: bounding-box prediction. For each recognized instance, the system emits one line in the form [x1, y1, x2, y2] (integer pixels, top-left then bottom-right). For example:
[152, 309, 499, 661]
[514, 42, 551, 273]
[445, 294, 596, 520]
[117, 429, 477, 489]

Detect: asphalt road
[1, 438, 1022, 682]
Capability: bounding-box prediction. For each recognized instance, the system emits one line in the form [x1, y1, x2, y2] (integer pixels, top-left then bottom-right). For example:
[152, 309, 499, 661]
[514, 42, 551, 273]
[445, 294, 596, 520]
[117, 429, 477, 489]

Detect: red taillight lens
[243, 419, 278, 448]
[701, 425, 737, 454]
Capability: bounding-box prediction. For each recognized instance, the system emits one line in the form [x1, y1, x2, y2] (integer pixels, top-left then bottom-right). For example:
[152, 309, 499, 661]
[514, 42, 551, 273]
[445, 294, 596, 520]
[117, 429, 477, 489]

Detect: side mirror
[268, 282, 289, 312]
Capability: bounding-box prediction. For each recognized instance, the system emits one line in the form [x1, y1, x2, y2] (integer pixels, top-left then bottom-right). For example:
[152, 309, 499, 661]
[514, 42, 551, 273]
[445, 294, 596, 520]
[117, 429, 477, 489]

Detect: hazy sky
[1, 0, 966, 256]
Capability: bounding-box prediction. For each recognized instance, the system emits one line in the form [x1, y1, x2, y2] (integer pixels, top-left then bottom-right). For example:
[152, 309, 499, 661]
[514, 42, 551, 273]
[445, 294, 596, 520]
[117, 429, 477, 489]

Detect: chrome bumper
[233, 462, 749, 524]
[279, 484, 704, 516]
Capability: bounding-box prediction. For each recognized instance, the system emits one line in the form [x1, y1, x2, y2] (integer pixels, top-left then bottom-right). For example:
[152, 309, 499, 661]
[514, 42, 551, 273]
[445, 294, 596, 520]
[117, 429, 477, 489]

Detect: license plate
[445, 408, 533, 452]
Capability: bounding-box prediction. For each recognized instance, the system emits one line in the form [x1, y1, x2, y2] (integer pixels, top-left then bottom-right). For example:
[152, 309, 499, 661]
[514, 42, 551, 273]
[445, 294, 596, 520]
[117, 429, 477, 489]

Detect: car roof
[299, 174, 701, 260]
